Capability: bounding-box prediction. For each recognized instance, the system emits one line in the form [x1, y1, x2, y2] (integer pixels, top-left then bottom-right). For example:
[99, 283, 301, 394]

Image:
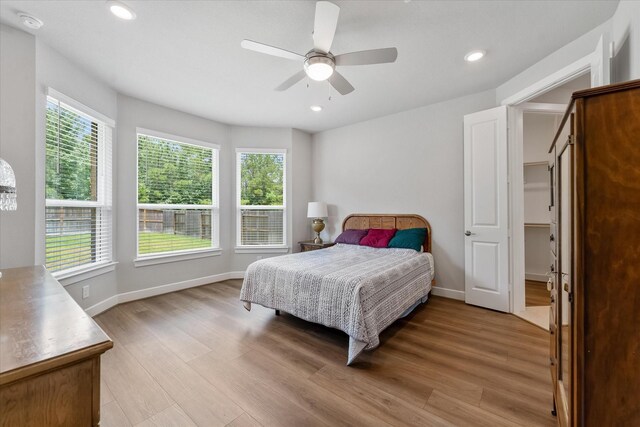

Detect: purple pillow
[335, 229, 368, 245]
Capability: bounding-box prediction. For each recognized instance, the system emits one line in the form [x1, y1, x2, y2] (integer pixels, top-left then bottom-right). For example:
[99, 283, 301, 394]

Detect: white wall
[524, 227, 549, 282]
[611, 0, 640, 82]
[116, 94, 232, 294]
[497, 0, 640, 104]
[523, 112, 560, 164]
[0, 24, 312, 310]
[34, 40, 119, 309]
[229, 126, 293, 270]
[522, 113, 554, 281]
[529, 73, 591, 104]
[2, 0, 638, 312]
[0, 25, 36, 269]
[291, 129, 313, 249]
[311, 89, 496, 294]
[496, 21, 612, 104]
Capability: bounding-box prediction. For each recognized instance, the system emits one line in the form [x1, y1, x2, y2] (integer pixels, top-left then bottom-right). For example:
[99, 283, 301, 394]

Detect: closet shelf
[524, 161, 548, 167]
[525, 222, 550, 228]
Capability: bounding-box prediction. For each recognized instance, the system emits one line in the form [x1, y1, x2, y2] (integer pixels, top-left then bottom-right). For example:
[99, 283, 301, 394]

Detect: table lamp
[307, 202, 328, 244]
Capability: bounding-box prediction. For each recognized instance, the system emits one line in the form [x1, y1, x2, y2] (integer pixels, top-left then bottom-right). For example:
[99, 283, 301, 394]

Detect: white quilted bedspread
[240, 243, 434, 364]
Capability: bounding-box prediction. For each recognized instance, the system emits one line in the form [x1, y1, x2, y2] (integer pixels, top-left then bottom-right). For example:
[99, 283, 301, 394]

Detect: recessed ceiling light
[18, 13, 43, 30]
[108, 1, 136, 20]
[464, 50, 486, 62]
[310, 105, 323, 112]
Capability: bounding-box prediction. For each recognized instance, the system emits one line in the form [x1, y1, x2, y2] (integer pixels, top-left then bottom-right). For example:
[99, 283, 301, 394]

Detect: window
[137, 130, 219, 257]
[45, 93, 113, 274]
[236, 149, 286, 247]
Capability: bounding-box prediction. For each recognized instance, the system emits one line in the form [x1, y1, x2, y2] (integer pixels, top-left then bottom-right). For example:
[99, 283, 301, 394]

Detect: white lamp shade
[307, 202, 328, 218]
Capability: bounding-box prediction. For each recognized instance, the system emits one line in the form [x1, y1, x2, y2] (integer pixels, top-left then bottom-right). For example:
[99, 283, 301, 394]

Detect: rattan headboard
[341, 214, 432, 253]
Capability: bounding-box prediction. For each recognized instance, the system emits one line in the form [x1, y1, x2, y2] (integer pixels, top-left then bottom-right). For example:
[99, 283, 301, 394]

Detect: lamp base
[312, 218, 325, 244]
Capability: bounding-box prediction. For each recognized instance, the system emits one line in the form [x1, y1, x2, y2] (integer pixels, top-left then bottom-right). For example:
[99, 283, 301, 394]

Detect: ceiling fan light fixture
[304, 56, 335, 81]
[464, 50, 486, 62]
[108, 1, 136, 20]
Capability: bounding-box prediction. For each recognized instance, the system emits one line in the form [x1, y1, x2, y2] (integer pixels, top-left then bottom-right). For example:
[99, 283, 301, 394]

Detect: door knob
[465, 231, 473, 236]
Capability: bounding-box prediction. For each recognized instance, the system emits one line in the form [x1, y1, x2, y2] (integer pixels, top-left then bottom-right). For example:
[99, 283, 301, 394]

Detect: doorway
[464, 36, 609, 315]
[512, 73, 590, 329]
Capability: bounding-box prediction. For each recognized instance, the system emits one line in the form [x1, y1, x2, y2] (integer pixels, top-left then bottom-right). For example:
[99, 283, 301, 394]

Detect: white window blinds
[236, 150, 286, 246]
[45, 95, 113, 274]
[137, 131, 219, 256]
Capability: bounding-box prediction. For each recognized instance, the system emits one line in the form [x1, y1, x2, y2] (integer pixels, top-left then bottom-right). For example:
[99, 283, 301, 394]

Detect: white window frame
[235, 148, 288, 253]
[135, 128, 220, 265]
[45, 89, 115, 279]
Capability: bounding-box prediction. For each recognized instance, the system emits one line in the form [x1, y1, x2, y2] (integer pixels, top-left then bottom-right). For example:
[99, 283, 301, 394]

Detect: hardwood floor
[526, 280, 550, 307]
[95, 279, 555, 426]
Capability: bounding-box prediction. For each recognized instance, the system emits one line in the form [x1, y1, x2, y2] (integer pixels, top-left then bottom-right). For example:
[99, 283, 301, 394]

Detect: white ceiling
[0, 1, 618, 133]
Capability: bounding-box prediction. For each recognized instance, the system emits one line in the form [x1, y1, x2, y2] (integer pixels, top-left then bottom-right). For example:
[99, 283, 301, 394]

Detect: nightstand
[298, 240, 335, 252]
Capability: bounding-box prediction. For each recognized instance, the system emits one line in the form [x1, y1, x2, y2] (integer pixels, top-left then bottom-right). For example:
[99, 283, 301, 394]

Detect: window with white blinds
[236, 149, 286, 247]
[137, 131, 219, 257]
[45, 94, 113, 274]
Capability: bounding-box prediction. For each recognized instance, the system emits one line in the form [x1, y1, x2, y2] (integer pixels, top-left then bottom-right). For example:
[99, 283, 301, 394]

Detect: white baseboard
[84, 271, 244, 317]
[85, 271, 463, 317]
[85, 294, 119, 317]
[228, 271, 245, 279]
[525, 273, 547, 282]
[431, 286, 465, 301]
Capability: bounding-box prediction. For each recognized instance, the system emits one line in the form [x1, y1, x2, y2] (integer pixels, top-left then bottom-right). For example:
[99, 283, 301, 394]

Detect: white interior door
[464, 106, 510, 312]
[591, 34, 611, 87]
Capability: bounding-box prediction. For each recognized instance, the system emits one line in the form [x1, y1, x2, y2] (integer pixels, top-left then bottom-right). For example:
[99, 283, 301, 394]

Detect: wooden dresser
[0, 266, 113, 427]
[548, 80, 640, 426]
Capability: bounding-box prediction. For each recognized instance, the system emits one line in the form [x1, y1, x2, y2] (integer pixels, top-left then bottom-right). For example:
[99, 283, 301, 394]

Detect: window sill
[54, 261, 118, 287]
[134, 248, 222, 267]
[234, 246, 290, 254]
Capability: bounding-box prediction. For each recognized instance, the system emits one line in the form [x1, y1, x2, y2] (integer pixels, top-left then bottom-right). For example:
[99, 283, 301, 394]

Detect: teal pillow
[388, 227, 427, 251]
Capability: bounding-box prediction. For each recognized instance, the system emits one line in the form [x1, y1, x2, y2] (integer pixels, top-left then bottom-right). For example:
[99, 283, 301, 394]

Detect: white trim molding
[500, 54, 592, 106]
[508, 102, 566, 314]
[84, 270, 245, 317]
[47, 87, 116, 127]
[431, 286, 465, 301]
[136, 127, 220, 150]
[234, 246, 289, 254]
[526, 273, 548, 283]
[84, 270, 462, 318]
[56, 261, 118, 286]
[134, 248, 222, 267]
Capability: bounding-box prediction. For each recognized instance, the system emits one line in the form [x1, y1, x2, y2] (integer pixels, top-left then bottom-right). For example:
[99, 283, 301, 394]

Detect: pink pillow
[360, 228, 397, 248]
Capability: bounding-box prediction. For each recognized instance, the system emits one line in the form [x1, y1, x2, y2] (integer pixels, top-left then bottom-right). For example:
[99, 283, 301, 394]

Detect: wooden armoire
[548, 79, 640, 426]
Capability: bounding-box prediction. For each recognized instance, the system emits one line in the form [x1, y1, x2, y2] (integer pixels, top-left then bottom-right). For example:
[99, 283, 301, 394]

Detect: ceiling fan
[240, 1, 398, 95]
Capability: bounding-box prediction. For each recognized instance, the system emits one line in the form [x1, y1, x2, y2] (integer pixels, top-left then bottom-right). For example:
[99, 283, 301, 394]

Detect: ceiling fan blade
[335, 48, 398, 66]
[328, 71, 354, 95]
[313, 1, 340, 53]
[275, 70, 307, 91]
[241, 39, 304, 61]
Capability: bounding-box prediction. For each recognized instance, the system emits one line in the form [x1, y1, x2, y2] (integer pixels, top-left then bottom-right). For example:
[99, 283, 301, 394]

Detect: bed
[240, 214, 435, 364]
